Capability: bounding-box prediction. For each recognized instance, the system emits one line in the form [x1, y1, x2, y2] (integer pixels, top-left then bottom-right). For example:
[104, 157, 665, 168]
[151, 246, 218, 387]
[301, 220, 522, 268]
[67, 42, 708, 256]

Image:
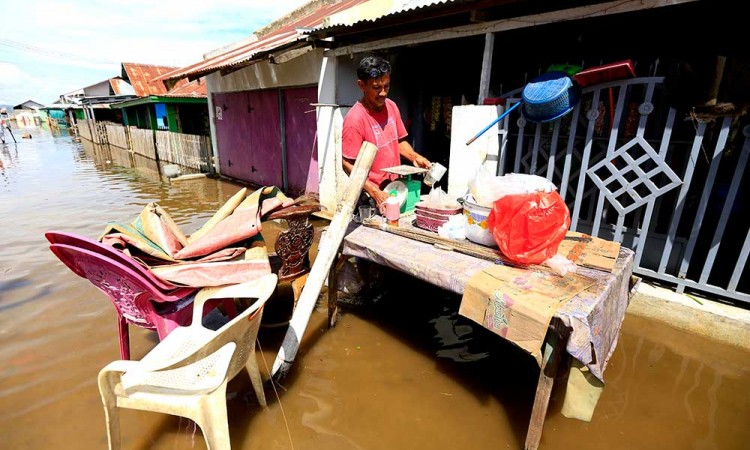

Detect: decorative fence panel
[155, 130, 212, 172]
[94, 121, 108, 145]
[129, 127, 157, 160]
[499, 77, 749, 304]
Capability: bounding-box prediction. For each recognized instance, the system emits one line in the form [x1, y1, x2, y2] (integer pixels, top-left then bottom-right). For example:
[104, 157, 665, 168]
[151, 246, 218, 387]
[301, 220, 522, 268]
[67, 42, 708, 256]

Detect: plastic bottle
[385, 190, 401, 226]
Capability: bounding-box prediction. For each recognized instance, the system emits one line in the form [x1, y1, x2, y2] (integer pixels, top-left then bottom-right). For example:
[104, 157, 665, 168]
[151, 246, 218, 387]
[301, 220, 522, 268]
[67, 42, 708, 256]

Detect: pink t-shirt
[342, 99, 407, 187]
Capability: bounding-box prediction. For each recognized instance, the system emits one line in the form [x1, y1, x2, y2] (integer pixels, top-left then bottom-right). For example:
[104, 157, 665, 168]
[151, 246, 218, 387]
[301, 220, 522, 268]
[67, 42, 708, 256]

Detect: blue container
[521, 71, 582, 123]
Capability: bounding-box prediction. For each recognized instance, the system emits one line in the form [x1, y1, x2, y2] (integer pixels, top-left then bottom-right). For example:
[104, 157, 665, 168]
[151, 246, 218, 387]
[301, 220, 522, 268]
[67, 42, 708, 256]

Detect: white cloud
[0, 0, 311, 103]
[0, 63, 47, 105]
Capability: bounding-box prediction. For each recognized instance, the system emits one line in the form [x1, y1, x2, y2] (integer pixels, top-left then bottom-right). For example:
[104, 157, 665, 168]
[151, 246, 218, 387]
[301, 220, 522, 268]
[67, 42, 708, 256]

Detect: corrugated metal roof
[110, 78, 135, 96]
[157, 0, 370, 83]
[313, 0, 457, 30]
[165, 78, 207, 97]
[122, 62, 189, 96]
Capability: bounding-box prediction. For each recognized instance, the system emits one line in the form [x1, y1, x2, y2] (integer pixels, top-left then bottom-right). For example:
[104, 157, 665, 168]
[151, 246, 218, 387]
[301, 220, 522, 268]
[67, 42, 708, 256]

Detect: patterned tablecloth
[341, 224, 636, 382]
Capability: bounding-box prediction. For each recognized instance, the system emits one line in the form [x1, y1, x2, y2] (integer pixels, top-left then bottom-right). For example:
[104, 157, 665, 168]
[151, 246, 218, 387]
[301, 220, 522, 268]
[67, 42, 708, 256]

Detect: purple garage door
[283, 86, 319, 195]
[214, 90, 282, 188]
[214, 87, 319, 195]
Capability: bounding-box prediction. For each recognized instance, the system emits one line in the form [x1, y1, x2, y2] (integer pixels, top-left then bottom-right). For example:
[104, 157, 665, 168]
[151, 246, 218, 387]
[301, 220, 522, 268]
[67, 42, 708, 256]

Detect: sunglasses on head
[367, 63, 391, 78]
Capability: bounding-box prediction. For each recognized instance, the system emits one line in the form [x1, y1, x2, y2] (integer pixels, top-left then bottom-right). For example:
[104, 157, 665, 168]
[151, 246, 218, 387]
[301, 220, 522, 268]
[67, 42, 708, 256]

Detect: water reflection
[1, 128, 749, 450]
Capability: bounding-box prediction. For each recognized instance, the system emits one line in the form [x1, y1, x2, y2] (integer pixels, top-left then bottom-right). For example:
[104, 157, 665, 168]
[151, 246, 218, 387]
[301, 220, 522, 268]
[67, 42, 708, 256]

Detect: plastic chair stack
[97, 274, 277, 450]
[46, 231, 234, 360]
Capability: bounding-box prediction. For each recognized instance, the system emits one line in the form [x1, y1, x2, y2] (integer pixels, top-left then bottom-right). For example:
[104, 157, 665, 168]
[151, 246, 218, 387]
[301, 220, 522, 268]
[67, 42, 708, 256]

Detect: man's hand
[412, 154, 431, 169]
[372, 189, 390, 214]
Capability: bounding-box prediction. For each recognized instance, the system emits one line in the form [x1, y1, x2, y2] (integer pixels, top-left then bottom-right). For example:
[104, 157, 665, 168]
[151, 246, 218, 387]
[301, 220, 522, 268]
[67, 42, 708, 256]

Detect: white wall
[206, 48, 324, 93]
[83, 80, 113, 97]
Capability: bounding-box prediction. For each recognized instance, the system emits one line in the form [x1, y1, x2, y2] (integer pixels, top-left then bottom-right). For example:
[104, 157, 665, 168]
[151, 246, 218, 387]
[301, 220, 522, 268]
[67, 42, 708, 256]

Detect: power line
[0, 38, 118, 65]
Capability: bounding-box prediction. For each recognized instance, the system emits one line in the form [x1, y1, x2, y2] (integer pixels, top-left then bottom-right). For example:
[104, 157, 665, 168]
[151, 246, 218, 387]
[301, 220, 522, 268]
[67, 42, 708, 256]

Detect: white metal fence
[500, 77, 749, 304]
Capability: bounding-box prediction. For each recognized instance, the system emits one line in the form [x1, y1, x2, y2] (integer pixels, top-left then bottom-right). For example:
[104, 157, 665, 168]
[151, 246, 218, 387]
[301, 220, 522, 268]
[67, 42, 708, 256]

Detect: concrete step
[627, 282, 750, 351]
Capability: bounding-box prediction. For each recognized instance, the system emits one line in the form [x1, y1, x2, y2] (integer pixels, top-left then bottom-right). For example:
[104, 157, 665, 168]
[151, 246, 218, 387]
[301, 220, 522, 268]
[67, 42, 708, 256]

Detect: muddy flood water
[1, 127, 749, 450]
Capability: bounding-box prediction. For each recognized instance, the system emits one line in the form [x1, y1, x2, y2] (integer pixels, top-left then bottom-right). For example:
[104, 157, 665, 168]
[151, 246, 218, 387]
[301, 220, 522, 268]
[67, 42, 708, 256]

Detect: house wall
[82, 80, 112, 97]
[206, 48, 325, 181]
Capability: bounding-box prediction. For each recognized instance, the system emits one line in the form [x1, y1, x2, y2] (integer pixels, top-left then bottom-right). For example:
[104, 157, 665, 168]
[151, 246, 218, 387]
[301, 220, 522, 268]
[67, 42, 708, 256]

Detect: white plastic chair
[97, 274, 278, 450]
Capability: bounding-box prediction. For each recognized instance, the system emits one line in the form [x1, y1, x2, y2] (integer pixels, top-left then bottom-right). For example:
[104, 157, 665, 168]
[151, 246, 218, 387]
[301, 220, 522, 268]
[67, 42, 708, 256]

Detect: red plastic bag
[487, 191, 571, 265]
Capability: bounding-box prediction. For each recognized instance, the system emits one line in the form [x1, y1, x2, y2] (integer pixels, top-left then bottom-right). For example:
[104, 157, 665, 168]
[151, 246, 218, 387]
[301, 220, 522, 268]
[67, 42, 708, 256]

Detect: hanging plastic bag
[487, 191, 570, 265]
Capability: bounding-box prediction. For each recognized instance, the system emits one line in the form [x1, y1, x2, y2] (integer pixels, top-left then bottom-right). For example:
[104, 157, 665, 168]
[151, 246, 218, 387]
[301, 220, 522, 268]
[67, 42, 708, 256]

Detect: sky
[0, 0, 311, 106]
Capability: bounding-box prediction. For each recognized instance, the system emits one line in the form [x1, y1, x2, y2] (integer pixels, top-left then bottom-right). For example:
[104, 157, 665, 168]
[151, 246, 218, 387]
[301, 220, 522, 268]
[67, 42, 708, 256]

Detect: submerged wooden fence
[105, 123, 128, 150]
[76, 120, 212, 174]
[129, 126, 157, 160]
[155, 130, 212, 171]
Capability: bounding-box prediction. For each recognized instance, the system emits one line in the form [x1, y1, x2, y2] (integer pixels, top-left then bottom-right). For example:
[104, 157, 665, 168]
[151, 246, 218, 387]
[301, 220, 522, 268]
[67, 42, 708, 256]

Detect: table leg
[524, 320, 566, 450]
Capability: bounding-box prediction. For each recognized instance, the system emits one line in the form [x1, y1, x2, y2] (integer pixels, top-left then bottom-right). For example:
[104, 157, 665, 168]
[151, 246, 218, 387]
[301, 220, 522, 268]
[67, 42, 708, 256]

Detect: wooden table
[328, 224, 637, 450]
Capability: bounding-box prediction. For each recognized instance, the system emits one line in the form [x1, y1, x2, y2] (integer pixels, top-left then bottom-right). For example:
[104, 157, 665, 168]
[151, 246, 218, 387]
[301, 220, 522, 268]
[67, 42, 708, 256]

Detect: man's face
[358, 74, 390, 111]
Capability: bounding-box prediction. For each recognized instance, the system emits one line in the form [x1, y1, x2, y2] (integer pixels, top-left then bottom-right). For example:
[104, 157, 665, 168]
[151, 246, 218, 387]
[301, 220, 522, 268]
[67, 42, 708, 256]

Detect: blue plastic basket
[521, 71, 581, 123]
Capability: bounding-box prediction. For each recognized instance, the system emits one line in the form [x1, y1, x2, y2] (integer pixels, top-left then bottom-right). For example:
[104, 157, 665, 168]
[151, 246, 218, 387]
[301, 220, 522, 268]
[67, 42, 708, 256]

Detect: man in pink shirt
[342, 56, 431, 213]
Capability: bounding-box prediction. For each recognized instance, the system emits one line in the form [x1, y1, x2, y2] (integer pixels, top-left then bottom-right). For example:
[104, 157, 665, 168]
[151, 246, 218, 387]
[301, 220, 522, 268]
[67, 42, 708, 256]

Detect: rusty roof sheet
[312, 0, 458, 30]
[109, 78, 135, 96]
[165, 78, 207, 97]
[122, 62, 189, 96]
[157, 0, 370, 83]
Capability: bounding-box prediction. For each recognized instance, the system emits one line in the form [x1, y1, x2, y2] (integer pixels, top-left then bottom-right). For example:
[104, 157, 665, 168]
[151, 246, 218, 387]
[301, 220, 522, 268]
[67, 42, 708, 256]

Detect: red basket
[573, 60, 635, 87]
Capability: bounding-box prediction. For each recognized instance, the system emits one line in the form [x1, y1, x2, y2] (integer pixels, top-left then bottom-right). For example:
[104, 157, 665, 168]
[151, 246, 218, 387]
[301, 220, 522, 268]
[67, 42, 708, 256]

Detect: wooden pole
[524, 319, 567, 450]
[706, 55, 726, 106]
[271, 141, 377, 380]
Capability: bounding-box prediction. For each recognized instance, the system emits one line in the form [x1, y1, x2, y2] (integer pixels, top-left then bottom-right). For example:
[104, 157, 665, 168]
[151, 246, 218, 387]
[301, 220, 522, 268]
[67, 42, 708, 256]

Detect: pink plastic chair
[49, 243, 229, 360]
[46, 230, 238, 320]
[45, 231, 188, 292]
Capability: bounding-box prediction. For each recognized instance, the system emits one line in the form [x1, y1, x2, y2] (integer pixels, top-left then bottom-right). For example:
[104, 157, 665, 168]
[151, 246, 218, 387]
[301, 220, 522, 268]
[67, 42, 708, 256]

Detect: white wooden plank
[447, 105, 500, 199]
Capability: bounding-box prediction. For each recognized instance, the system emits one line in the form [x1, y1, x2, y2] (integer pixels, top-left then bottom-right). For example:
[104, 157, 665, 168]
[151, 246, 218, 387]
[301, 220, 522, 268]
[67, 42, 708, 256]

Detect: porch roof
[109, 95, 208, 109]
[154, 0, 370, 84]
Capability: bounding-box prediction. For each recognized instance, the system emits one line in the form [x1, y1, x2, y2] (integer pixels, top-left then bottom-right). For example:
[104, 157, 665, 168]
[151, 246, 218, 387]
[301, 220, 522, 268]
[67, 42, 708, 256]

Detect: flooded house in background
[40, 104, 70, 129]
[69, 63, 215, 176]
[74, 77, 138, 125]
[11, 99, 45, 128]
[111, 62, 210, 135]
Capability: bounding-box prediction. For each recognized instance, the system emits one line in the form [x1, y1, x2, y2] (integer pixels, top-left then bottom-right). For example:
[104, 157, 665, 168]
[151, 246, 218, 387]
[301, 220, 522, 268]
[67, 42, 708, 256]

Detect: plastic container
[424, 162, 447, 187]
[385, 190, 401, 226]
[163, 164, 180, 178]
[521, 71, 582, 123]
[462, 194, 498, 247]
[358, 205, 373, 222]
[574, 60, 635, 87]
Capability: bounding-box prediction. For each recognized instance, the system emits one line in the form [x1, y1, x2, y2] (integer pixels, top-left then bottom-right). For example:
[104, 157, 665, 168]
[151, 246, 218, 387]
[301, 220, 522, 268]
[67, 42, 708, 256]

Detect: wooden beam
[333, 0, 698, 56]
[478, 32, 495, 105]
[272, 141, 377, 380]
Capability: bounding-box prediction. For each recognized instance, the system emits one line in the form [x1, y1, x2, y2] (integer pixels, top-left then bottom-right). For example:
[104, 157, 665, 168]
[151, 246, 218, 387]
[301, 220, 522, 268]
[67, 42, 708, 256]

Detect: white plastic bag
[543, 254, 577, 276]
[437, 214, 467, 240]
[468, 167, 557, 208]
[426, 186, 460, 209]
